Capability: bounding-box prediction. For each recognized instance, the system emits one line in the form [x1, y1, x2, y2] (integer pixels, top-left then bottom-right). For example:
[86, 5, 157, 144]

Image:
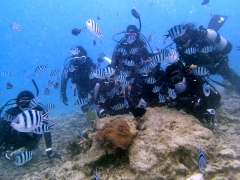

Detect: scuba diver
[165, 22, 240, 94]
[96, 9, 157, 118]
[0, 80, 61, 166]
[158, 58, 221, 130]
[60, 46, 98, 113]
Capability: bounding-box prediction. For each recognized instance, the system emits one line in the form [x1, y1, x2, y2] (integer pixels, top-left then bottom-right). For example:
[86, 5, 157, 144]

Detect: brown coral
[96, 119, 134, 153]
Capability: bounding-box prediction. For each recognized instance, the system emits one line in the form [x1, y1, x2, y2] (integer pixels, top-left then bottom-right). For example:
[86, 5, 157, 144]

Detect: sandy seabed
[1, 87, 240, 180]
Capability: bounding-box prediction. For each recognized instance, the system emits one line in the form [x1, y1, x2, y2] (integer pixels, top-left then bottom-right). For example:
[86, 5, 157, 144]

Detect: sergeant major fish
[198, 146, 207, 173]
[11, 109, 48, 132]
[85, 19, 104, 40]
[10, 22, 22, 31]
[33, 124, 53, 134]
[35, 65, 48, 73]
[14, 151, 34, 166]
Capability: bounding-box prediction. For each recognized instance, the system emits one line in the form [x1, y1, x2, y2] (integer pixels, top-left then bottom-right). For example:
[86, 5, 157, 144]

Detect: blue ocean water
[0, 0, 239, 117]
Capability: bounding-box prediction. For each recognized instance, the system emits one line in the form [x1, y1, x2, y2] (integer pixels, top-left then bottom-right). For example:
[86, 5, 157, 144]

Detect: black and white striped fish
[106, 88, 116, 98]
[158, 94, 166, 103]
[145, 77, 156, 84]
[74, 98, 88, 107]
[3, 113, 16, 121]
[29, 97, 40, 109]
[158, 49, 169, 56]
[184, 47, 197, 54]
[1, 71, 16, 77]
[104, 67, 116, 78]
[148, 59, 158, 69]
[33, 124, 53, 134]
[10, 22, 22, 31]
[138, 66, 152, 76]
[89, 72, 95, 79]
[148, 31, 155, 42]
[11, 110, 48, 132]
[85, 19, 104, 40]
[35, 65, 48, 73]
[129, 48, 138, 55]
[91, 69, 106, 79]
[198, 146, 207, 173]
[115, 74, 127, 82]
[50, 69, 60, 76]
[120, 80, 130, 87]
[99, 95, 107, 103]
[152, 85, 161, 93]
[46, 103, 56, 110]
[151, 53, 167, 63]
[168, 25, 187, 40]
[199, 46, 214, 53]
[168, 88, 177, 99]
[116, 48, 127, 56]
[123, 59, 135, 66]
[14, 151, 34, 166]
[111, 103, 124, 110]
[192, 67, 209, 76]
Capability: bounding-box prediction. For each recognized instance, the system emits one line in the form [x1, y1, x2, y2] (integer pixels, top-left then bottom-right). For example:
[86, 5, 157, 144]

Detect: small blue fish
[94, 167, 99, 180]
[203, 83, 210, 97]
[201, 0, 209, 5]
[124, 99, 129, 109]
[198, 146, 207, 173]
[10, 22, 22, 31]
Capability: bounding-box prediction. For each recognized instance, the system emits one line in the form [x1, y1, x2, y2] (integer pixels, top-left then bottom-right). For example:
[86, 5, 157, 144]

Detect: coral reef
[96, 119, 134, 153]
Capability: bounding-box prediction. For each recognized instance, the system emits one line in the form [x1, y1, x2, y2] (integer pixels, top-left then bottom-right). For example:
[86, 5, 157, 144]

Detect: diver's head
[71, 46, 88, 65]
[16, 90, 34, 109]
[169, 23, 195, 50]
[72, 28, 81, 36]
[125, 25, 139, 44]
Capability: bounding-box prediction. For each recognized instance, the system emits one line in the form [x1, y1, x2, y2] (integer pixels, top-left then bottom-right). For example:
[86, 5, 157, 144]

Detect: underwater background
[1, 1, 240, 180]
[1, 0, 240, 116]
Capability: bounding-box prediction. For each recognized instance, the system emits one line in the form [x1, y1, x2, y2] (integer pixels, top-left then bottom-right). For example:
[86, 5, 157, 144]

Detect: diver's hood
[126, 25, 139, 37]
[76, 46, 87, 57]
[17, 91, 34, 103]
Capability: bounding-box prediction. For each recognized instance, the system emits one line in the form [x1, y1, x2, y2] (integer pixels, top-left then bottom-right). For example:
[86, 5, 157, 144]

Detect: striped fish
[198, 146, 207, 173]
[151, 53, 167, 63]
[10, 22, 22, 31]
[85, 19, 104, 40]
[120, 80, 130, 87]
[168, 88, 177, 99]
[148, 31, 154, 42]
[50, 69, 60, 76]
[1, 71, 16, 77]
[46, 103, 56, 110]
[168, 25, 187, 40]
[74, 98, 88, 107]
[158, 49, 169, 56]
[33, 124, 53, 134]
[104, 67, 116, 78]
[91, 69, 106, 79]
[35, 65, 48, 73]
[115, 74, 126, 82]
[106, 88, 116, 98]
[14, 151, 33, 166]
[152, 85, 161, 93]
[3, 113, 16, 121]
[11, 110, 48, 132]
[148, 59, 158, 69]
[158, 94, 166, 103]
[129, 48, 138, 55]
[89, 72, 95, 79]
[123, 59, 135, 66]
[111, 103, 124, 110]
[192, 67, 209, 76]
[116, 48, 127, 56]
[99, 95, 107, 103]
[138, 66, 152, 76]
[199, 46, 214, 53]
[145, 77, 156, 84]
[203, 83, 210, 97]
[185, 47, 197, 54]
[94, 167, 99, 180]
[29, 97, 40, 109]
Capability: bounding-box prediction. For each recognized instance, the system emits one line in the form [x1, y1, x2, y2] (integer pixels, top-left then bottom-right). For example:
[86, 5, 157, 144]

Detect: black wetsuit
[0, 105, 52, 154]
[175, 27, 240, 94]
[61, 57, 97, 100]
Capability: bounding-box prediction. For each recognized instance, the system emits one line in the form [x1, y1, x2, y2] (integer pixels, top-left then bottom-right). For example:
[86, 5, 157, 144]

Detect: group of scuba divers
[0, 9, 239, 166]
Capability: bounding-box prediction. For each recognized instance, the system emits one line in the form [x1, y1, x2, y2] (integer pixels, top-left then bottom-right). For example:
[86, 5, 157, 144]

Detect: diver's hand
[46, 150, 62, 160]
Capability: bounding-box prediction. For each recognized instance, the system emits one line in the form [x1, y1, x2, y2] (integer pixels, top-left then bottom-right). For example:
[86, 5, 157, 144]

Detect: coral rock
[96, 119, 134, 153]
